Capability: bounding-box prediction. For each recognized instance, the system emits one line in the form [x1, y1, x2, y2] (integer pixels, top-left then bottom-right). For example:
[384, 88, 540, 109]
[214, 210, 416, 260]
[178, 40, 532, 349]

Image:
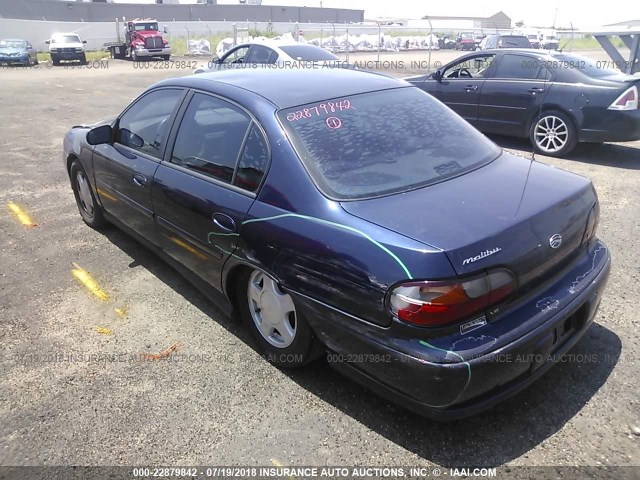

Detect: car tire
[237, 268, 324, 368]
[51, 55, 60, 66]
[161, 55, 170, 61]
[529, 110, 578, 157]
[70, 160, 108, 229]
[131, 50, 138, 62]
[80, 53, 87, 65]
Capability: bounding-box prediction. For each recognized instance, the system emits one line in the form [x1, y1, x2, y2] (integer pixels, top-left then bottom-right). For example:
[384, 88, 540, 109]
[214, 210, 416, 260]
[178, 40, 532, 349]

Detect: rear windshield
[500, 36, 531, 48]
[279, 45, 338, 61]
[279, 87, 501, 200]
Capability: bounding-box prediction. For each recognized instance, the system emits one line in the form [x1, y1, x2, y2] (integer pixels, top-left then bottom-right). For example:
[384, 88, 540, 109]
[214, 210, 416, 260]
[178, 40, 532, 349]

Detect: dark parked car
[0, 38, 38, 66]
[479, 34, 532, 50]
[408, 49, 640, 156]
[64, 69, 610, 419]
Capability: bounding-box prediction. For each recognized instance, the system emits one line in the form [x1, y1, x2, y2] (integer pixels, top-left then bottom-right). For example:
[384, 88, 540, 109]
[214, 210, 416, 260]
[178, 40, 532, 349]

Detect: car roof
[1, 38, 27, 42]
[156, 68, 408, 109]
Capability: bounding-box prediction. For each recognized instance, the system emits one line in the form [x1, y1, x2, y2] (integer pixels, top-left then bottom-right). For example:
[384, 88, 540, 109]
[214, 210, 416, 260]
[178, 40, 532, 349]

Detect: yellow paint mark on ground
[270, 460, 295, 480]
[95, 326, 113, 335]
[168, 236, 209, 261]
[71, 263, 109, 301]
[114, 304, 129, 318]
[8, 203, 37, 228]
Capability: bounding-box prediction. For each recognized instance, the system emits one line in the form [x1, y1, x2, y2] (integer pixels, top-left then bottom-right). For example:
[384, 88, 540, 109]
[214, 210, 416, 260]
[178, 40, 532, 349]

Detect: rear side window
[233, 126, 269, 192]
[279, 87, 500, 200]
[171, 93, 251, 183]
[278, 45, 339, 61]
[494, 54, 551, 80]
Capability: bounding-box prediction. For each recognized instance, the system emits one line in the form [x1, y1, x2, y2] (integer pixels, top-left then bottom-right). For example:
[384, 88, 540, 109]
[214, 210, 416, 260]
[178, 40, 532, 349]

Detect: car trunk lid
[340, 153, 596, 289]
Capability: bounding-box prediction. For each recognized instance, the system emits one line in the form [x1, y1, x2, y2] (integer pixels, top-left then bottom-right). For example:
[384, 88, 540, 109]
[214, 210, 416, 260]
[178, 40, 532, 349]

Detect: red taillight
[388, 269, 516, 327]
[608, 86, 638, 111]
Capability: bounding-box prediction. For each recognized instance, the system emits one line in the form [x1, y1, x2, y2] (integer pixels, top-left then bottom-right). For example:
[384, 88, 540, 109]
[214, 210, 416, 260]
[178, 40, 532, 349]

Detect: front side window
[221, 46, 250, 64]
[171, 93, 251, 184]
[280, 87, 500, 200]
[444, 54, 496, 79]
[116, 89, 183, 158]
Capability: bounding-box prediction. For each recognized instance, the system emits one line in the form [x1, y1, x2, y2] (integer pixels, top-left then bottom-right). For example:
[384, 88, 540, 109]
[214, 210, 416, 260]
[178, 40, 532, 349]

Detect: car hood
[340, 152, 596, 280]
[72, 117, 116, 129]
[51, 42, 83, 49]
[0, 48, 26, 54]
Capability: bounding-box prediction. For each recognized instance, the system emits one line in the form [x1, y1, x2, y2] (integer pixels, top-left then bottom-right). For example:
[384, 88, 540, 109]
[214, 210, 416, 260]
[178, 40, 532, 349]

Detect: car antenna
[531, 53, 552, 161]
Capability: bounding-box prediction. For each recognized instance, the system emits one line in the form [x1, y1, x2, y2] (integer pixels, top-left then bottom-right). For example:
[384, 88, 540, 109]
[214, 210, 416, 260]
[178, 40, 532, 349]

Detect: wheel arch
[527, 104, 579, 135]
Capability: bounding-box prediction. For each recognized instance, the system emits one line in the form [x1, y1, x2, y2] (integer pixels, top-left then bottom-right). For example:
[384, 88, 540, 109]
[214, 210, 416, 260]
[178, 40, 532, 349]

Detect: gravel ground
[0, 53, 638, 471]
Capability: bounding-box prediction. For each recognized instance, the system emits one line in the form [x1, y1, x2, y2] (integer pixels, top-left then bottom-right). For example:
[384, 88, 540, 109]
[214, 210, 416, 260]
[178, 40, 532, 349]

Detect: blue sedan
[0, 38, 38, 66]
[63, 68, 611, 419]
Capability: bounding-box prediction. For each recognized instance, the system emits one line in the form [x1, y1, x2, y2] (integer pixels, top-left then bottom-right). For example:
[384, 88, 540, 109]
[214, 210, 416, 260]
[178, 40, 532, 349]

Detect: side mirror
[432, 70, 443, 83]
[119, 128, 144, 149]
[82, 40, 87, 44]
[86, 125, 113, 145]
[45, 40, 50, 45]
[163, 25, 168, 34]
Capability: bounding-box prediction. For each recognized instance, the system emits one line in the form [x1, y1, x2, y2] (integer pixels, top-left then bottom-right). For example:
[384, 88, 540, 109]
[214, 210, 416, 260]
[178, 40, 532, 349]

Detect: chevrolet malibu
[63, 69, 611, 419]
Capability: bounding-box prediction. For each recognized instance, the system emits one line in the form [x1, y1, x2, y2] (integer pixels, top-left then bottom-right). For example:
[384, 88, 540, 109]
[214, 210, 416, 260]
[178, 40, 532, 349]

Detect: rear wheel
[237, 268, 323, 368]
[70, 160, 108, 229]
[530, 110, 577, 157]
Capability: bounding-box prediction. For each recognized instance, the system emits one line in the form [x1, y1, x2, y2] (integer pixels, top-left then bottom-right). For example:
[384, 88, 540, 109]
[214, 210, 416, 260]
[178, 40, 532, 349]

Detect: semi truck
[104, 18, 171, 61]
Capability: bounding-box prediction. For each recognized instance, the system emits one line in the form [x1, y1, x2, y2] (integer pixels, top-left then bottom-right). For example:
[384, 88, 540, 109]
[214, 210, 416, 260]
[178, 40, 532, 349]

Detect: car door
[425, 54, 496, 126]
[477, 53, 552, 137]
[92, 88, 186, 242]
[152, 91, 270, 289]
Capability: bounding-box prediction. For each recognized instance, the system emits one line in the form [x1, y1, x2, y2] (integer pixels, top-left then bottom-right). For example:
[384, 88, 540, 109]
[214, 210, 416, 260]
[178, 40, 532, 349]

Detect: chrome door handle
[212, 212, 236, 233]
[464, 85, 478, 92]
[132, 173, 147, 187]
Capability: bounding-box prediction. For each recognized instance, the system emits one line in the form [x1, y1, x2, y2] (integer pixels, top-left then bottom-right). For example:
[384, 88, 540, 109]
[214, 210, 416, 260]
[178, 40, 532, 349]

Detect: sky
[214, 0, 634, 29]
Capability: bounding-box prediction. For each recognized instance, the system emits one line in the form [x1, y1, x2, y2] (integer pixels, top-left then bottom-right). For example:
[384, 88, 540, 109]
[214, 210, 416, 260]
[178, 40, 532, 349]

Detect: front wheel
[530, 110, 578, 157]
[237, 268, 323, 368]
[161, 55, 170, 61]
[70, 160, 108, 229]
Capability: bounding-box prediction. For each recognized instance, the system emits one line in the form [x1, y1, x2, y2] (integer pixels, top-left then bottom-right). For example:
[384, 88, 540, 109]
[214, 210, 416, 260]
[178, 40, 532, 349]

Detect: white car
[194, 41, 343, 74]
[46, 32, 86, 65]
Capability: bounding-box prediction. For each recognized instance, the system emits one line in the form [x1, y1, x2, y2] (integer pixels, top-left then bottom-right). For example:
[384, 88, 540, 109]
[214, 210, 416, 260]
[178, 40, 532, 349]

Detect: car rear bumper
[295, 240, 611, 420]
[580, 108, 640, 143]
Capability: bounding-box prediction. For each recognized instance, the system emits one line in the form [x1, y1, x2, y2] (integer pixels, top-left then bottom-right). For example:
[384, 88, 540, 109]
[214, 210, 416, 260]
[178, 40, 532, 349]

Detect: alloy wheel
[534, 115, 569, 154]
